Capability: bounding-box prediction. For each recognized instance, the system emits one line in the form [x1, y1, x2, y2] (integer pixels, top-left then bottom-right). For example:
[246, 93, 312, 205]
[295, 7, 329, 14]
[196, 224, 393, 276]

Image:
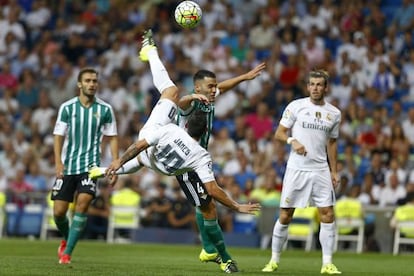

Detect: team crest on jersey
[326, 113, 332, 121]
[93, 112, 100, 120]
[283, 109, 291, 119]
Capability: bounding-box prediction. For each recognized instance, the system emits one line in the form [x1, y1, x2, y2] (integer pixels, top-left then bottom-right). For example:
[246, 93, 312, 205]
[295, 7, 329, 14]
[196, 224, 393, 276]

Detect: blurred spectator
[25, 159, 48, 193]
[244, 101, 273, 140]
[0, 88, 19, 118]
[8, 167, 33, 207]
[378, 173, 406, 206]
[15, 70, 40, 109]
[358, 172, 379, 205]
[249, 169, 281, 207]
[0, 63, 18, 90]
[209, 127, 237, 168]
[249, 13, 275, 60]
[140, 182, 172, 228]
[167, 183, 195, 230]
[392, 0, 414, 31]
[371, 60, 396, 100]
[31, 88, 56, 137]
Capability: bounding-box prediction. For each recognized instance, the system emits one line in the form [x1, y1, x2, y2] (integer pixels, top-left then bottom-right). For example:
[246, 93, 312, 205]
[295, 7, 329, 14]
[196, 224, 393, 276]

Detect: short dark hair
[193, 69, 216, 83]
[77, 67, 98, 82]
[187, 109, 207, 139]
[308, 69, 329, 86]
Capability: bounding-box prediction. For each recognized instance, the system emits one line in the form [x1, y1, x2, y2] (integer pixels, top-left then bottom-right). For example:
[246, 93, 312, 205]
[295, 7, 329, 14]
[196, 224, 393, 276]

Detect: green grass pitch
[0, 238, 413, 275]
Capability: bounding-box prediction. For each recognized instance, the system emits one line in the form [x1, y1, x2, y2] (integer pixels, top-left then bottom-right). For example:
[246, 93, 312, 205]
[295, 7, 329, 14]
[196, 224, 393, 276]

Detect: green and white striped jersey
[177, 100, 214, 149]
[53, 97, 117, 175]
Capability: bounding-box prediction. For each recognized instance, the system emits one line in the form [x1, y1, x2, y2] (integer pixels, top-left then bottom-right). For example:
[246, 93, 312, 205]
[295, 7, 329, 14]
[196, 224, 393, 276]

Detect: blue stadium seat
[380, 6, 399, 25]
[5, 203, 20, 236]
[402, 101, 414, 112]
[381, 0, 402, 7]
[17, 204, 43, 236]
[233, 213, 257, 234]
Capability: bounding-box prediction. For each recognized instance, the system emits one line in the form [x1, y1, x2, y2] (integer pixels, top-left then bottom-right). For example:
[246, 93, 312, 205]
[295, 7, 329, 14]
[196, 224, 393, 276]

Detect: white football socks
[147, 48, 175, 94]
[270, 220, 288, 263]
[320, 222, 336, 265]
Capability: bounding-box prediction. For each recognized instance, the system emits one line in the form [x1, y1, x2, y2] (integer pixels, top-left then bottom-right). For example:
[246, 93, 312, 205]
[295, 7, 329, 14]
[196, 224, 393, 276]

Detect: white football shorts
[138, 98, 177, 140]
[280, 167, 336, 208]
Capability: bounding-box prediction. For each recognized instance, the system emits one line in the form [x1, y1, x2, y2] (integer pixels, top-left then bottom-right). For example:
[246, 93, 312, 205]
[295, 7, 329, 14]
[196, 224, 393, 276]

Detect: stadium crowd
[1, 0, 414, 244]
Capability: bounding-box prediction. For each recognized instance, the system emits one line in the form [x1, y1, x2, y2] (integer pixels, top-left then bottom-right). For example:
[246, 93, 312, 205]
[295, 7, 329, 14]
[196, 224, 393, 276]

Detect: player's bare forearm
[327, 138, 338, 173]
[178, 94, 209, 109]
[205, 181, 261, 214]
[217, 62, 266, 94]
[119, 144, 140, 165]
[54, 135, 64, 176]
[274, 125, 290, 143]
[109, 136, 119, 159]
[204, 181, 239, 211]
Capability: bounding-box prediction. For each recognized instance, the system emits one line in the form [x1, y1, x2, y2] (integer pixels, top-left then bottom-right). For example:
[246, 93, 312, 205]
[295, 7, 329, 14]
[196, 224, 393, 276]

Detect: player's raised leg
[139, 29, 178, 103]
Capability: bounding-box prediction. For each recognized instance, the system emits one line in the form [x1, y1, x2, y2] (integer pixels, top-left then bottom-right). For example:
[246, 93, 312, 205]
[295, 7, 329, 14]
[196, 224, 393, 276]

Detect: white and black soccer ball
[174, 1, 202, 29]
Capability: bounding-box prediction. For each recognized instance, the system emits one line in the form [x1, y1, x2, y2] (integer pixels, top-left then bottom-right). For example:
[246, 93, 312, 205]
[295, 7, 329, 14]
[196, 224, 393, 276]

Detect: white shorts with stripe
[280, 167, 336, 208]
[138, 99, 177, 140]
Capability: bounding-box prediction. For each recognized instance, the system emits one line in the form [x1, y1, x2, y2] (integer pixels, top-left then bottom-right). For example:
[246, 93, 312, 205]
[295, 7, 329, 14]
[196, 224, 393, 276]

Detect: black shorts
[51, 173, 97, 202]
[176, 171, 212, 207]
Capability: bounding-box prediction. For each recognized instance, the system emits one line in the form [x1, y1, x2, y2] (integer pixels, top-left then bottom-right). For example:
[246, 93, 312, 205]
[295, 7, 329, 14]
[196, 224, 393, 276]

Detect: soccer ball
[174, 1, 202, 29]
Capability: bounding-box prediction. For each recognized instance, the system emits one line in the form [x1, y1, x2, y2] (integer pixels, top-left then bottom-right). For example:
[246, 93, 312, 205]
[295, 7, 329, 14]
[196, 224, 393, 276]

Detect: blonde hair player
[262, 70, 342, 274]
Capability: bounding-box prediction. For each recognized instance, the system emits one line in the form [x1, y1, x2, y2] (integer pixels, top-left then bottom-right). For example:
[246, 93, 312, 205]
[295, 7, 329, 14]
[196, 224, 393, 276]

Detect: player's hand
[192, 93, 209, 104]
[105, 159, 122, 177]
[238, 202, 261, 214]
[108, 174, 118, 187]
[331, 172, 340, 189]
[291, 140, 307, 156]
[245, 62, 266, 80]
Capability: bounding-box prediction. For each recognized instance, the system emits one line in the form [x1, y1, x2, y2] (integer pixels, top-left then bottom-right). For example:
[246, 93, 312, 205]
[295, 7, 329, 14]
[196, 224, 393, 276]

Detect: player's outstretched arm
[177, 93, 210, 110]
[105, 139, 150, 177]
[217, 62, 266, 94]
[204, 180, 261, 214]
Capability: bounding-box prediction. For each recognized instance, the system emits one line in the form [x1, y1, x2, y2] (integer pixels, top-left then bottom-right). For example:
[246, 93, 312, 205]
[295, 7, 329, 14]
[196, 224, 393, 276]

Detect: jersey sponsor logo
[82, 178, 96, 192]
[315, 111, 322, 119]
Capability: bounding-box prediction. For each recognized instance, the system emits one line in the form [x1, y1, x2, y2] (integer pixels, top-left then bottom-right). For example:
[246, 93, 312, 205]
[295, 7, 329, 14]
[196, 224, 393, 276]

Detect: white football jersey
[280, 97, 341, 171]
[139, 124, 215, 183]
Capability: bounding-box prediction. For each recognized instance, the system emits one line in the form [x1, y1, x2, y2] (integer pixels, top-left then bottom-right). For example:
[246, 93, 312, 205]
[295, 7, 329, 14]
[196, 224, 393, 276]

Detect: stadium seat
[286, 207, 319, 252]
[334, 196, 365, 253]
[40, 206, 56, 240]
[393, 221, 414, 255]
[232, 213, 257, 234]
[17, 204, 43, 236]
[335, 217, 365, 254]
[107, 206, 140, 243]
[5, 203, 20, 236]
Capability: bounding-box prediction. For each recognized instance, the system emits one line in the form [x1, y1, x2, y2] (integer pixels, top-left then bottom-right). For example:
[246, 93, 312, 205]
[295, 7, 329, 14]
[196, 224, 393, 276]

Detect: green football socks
[64, 213, 87, 255]
[54, 216, 69, 240]
[196, 208, 217, 254]
[204, 218, 232, 262]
